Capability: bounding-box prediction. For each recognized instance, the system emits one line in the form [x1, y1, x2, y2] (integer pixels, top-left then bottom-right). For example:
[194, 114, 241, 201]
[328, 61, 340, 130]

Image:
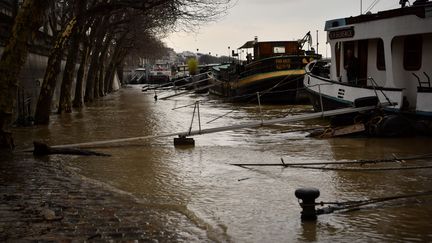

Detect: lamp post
[228, 46, 231, 62]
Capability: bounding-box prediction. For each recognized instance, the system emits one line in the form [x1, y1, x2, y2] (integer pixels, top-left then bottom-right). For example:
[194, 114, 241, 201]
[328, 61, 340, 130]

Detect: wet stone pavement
[0, 152, 209, 242]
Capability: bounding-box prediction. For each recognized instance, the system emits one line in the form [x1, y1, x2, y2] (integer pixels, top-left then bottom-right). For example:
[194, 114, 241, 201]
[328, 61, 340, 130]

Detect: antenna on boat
[298, 31, 312, 51]
[360, 0, 363, 14]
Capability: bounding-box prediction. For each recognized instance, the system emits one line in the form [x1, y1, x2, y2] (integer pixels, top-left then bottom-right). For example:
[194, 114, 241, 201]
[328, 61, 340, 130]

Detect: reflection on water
[13, 86, 432, 242]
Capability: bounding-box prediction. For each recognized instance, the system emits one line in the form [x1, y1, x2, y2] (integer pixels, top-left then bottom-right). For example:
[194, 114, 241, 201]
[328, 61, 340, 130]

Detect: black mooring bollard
[174, 135, 195, 147]
[295, 188, 320, 221]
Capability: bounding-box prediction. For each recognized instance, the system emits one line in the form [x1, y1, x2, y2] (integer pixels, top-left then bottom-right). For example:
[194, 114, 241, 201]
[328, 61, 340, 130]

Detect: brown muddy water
[12, 86, 432, 242]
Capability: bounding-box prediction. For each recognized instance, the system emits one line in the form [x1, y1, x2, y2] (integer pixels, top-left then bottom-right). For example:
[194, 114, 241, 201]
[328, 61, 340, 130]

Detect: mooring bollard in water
[295, 188, 320, 221]
[174, 135, 195, 147]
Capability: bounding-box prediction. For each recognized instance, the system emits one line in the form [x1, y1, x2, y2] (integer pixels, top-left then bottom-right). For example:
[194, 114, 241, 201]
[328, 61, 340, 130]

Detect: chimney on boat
[254, 36, 258, 44]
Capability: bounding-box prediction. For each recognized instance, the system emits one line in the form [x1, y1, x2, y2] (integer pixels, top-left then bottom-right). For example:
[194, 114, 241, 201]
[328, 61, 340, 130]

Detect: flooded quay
[4, 85, 432, 242]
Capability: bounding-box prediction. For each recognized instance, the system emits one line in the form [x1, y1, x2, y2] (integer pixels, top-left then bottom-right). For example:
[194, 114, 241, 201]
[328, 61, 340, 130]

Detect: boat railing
[413, 72, 431, 91]
[308, 60, 331, 79]
[342, 76, 393, 90]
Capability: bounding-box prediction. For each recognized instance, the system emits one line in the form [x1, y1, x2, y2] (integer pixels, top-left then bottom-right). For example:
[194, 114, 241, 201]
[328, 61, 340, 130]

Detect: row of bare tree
[0, 0, 232, 150]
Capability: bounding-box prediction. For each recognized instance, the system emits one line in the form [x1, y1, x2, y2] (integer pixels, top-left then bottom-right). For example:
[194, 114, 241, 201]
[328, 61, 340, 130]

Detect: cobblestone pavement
[0, 152, 211, 242]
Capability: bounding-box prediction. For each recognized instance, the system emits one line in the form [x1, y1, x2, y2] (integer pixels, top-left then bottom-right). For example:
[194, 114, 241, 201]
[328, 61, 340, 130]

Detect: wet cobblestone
[0, 152, 210, 242]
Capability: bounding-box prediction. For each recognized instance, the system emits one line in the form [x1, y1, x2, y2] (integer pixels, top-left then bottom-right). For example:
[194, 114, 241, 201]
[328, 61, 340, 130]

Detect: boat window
[343, 42, 355, 66]
[377, 39, 386, 70]
[403, 35, 422, 71]
[273, 46, 285, 54]
[335, 42, 341, 77]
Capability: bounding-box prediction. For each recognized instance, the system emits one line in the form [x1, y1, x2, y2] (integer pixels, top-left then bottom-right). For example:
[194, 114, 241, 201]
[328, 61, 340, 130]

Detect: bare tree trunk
[0, 0, 50, 150]
[93, 68, 100, 99]
[104, 35, 126, 94]
[104, 55, 116, 94]
[34, 18, 77, 125]
[104, 62, 113, 94]
[72, 43, 90, 109]
[58, 27, 82, 114]
[97, 36, 112, 97]
[109, 50, 127, 93]
[58, 0, 85, 114]
[84, 42, 103, 102]
[117, 63, 124, 86]
[93, 32, 112, 99]
[98, 60, 105, 97]
[84, 19, 107, 103]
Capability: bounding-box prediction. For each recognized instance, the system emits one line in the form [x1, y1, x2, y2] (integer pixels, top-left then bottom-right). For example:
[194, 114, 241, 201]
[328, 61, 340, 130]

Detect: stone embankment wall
[0, 46, 70, 124]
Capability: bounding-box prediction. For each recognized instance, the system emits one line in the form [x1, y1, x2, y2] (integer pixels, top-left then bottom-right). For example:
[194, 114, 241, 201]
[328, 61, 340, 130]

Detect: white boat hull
[303, 62, 432, 118]
[416, 90, 432, 117]
[304, 66, 401, 110]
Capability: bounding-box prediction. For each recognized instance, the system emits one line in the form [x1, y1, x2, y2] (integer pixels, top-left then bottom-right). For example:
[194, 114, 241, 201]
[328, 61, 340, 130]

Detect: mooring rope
[289, 165, 432, 171]
[206, 110, 236, 124]
[314, 190, 432, 215]
[231, 153, 432, 171]
[201, 74, 307, 123]
[39, 106, 377, 150]
[221, 74, 306, 102]
[152, 72, 211, 91]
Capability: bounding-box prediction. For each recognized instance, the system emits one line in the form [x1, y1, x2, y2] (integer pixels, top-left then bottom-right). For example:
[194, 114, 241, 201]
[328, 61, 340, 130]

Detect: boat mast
[360, 0, 362, 14]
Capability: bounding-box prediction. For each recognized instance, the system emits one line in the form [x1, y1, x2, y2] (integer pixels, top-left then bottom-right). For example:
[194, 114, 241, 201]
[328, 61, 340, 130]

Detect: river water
[13, 86, 432, 242]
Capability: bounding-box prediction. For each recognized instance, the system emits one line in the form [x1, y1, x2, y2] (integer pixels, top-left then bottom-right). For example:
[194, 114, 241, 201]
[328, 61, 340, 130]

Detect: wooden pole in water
[257, 92, 263, 124]
[197, 101, 202, 133]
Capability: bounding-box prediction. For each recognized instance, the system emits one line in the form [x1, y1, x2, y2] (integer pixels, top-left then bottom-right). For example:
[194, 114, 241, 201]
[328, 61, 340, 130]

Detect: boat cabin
[238, 40, 304, 61]
[324, 0, 432, 111]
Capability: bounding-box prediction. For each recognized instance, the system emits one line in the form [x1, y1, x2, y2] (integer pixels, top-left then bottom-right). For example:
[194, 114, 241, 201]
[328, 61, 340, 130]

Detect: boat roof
[238, 40, 299, 49]
[325, 1, 432, 31]
[238, 41, 255, 49]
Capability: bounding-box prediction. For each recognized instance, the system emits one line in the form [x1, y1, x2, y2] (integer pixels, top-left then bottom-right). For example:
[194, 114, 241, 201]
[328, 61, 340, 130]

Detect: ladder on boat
[413, 72, 431, 89]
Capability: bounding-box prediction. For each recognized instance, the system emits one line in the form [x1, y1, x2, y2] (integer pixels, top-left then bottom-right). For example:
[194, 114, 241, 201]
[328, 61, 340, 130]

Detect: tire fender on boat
[371, 115, 415, 137]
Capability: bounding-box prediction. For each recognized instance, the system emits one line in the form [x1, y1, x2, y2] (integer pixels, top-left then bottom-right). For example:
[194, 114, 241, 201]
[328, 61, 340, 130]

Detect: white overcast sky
[163, 0, 401, 57]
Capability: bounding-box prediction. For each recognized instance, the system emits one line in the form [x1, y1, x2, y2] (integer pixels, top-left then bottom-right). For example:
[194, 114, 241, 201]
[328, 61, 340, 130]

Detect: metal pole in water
[197, 101, 202, 134]
[318, 84, 324, 116]
[257, 92, 264, 124]
[175, 101, 198, 146]
[188, 103, 197, 135]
